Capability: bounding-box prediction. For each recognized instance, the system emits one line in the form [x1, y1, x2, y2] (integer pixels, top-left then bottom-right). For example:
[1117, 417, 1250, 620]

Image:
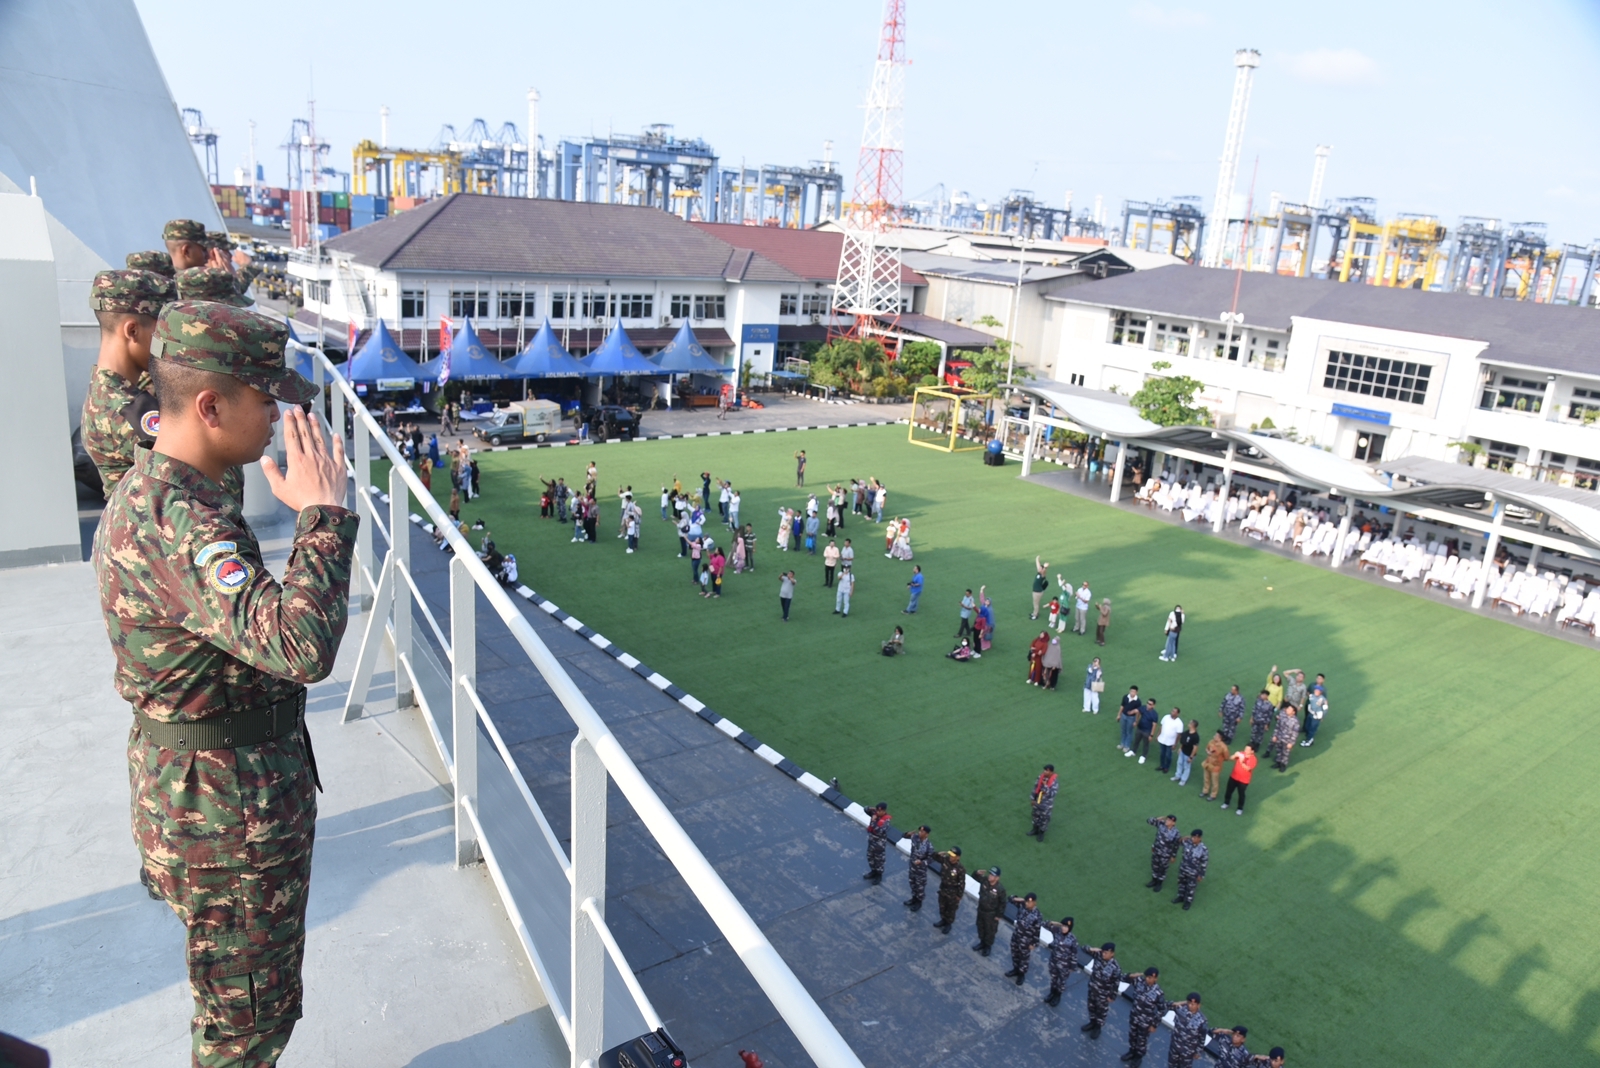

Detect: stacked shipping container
[210, 184, 293, 227]
[287, 190, 391, 247]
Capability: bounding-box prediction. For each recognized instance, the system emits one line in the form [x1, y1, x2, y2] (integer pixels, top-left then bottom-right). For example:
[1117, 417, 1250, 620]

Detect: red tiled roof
[690, 222, 926, 286]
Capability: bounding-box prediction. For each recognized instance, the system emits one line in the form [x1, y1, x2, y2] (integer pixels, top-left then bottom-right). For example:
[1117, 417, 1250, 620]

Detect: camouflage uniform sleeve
[167, 504, 359, 684]
[234, 262, 261, 295]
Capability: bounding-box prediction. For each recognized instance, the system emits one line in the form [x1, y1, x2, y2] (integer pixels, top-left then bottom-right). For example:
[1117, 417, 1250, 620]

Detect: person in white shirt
[728, 489, 741, 530]
[1074, 581, 1092, 634]
[1156, 708, 1184, 774]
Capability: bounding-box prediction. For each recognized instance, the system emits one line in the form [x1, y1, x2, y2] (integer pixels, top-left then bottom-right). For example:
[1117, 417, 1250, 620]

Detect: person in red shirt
[1223, 745, 1257, 815]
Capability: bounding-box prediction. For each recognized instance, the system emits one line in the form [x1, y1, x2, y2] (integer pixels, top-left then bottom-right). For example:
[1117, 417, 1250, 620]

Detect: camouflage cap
[125, 250, 176, 277]
[204, 230, 234, 251]
[176, 266, 250, 308]
[89, 269, 175, 317]
[162, 219, 206, 243]
[153, 300, 318, 404]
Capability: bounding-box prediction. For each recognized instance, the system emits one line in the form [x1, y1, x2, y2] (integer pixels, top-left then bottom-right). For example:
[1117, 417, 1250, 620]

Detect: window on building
[615, 293, 654, 319]
[1323, 351, 1432, 405]
[1068, 372, 1086, 386]
[779, 293, 799, 316]
[450, 288, 488, 318]
[1110, 311, 1146, 346]
[499, 291, 534, 319]
[1483, 439, 1521, 473]
[305, 279, 330, 304]
[1152, 321, 1190, 357]
[579, 290, 612, 320]
[693, 295, 726, 320]
[1213, 327, 1241, 362]
[401, 289, 427, 319]
[1479, 374, 1545, 413]
[1575, 457, 1600, 491]
[551, 291, 571, 319]
[801, 292, 831, 316]
[1568, 386, 1600, 423]
[1245, 334, 1286, 372]
[669, 294, 693, 319]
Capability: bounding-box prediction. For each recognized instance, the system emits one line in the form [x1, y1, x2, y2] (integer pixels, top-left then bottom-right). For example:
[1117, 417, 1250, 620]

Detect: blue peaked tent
[342, 320, 421, 383]
[507, 318, 587, 378]
[649, 321, 730, 374]
[580, 322, 660, 376]
[418, 318, 529, 380]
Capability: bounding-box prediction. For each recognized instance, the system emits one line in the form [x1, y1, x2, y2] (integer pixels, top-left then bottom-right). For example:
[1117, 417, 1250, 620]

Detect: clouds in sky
[1285, 48, 1381, 86]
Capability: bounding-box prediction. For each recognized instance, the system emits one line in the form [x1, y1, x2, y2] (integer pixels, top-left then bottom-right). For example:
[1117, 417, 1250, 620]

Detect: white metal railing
[310, 348, 865, 1068]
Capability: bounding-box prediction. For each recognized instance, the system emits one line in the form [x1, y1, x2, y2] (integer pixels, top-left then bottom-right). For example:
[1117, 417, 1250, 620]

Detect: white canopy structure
[1012, 381, 1600, 585]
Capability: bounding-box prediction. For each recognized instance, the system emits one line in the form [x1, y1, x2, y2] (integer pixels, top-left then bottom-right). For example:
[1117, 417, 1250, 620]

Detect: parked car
[581, 404, 642, 442]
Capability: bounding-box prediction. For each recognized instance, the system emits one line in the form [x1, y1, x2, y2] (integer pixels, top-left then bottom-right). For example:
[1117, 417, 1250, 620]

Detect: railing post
[451, 555, 478, 866]
[571, 734, 607, 1068]
[354, 413, 374, 611]
[390, 465, 414, 710]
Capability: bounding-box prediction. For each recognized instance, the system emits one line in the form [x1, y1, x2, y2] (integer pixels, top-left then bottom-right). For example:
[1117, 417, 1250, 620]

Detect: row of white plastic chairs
[1132, 480, 1598, 638]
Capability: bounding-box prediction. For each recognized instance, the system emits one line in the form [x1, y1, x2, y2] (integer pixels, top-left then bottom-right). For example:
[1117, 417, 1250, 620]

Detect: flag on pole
[438, 315, 455, 385]
[347, 320, 358, 354]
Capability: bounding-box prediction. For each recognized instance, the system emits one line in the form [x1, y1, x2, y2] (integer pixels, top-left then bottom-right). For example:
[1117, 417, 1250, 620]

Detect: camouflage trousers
[1176, 871, 1200, 906]
[1087, 982, 1116, 1027]
[130, 726, 317, 1068]
[1128, 1010, 1159, 1056]
[1009, 936, 1036, 976]
[1151, 850, 1176, 884]
[1030, 801, 1053, 834]
[1046, 949, 1080, 993]
[907, 862, 928, 904]
[866, 834, 887, 875]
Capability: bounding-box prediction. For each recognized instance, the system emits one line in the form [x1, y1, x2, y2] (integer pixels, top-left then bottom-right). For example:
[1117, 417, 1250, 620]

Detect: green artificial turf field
[391, 425, 1600, 1065]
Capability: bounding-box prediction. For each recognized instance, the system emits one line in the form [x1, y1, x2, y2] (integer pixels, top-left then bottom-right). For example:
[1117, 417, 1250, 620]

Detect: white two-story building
[1046, 266, 1600, 490]
[288, 193, 809, 377]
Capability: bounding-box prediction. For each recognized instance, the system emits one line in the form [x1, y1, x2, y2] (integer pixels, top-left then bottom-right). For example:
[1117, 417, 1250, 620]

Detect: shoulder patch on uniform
[194, 540, 237, 566]
[139, 409, 161, 437]
[205, 554, 255, 594]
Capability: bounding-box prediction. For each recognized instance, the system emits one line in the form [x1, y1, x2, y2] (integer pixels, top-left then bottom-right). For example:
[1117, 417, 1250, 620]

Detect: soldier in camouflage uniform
[1211, 1026, 1271, 1068]
[1145, 814, 1181, 892]
[178, 266, 252, 308]
[1081, 942, 1123, 1036]
[1028, 764, 1059, 840]
[1173, 830, 1209, 910]
[1041, 915, 1082, 1006]
[1270, 704, 1299, 771]
[82, 270, 174, 493]
[1164, 993, 1209, 1068]
[931, 846, 964, 933]
[1003, 892, 1041, 985]
[127, 250, 177, 277]
[1248, 690, 1275, 754]
[93, 300, 356, 1068]
[1123, 966, 1165, 1063]
[206, 231, 261, 297]
[82, 271, 245, 504]
[972, 865, 1006, 956]
[863, 802, 891, 882]
[1218, 685, 1245, 744]
[901, 825, 933, 910]
[164, 219, 217, 271]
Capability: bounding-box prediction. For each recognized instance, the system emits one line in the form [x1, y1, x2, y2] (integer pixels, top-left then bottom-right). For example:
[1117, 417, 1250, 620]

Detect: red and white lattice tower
[832, 0, 908, 341]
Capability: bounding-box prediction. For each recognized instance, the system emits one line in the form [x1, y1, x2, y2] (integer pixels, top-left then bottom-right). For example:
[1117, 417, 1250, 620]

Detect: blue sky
[137, 0, 1600, 243]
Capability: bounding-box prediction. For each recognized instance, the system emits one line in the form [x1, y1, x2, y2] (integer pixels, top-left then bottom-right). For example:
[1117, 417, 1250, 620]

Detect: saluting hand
[263, 408, 347, 512]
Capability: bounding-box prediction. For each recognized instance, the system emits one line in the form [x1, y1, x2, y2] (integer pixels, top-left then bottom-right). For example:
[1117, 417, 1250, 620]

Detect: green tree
[808, 338, 889, 391]
[1130, 360, 1210, 426]
[896, 341, 942, 380]
[960, 338, 1018, 393]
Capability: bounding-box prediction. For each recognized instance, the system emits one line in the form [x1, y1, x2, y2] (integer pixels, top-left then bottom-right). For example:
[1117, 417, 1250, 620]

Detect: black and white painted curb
[480, 417, 906, 452]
